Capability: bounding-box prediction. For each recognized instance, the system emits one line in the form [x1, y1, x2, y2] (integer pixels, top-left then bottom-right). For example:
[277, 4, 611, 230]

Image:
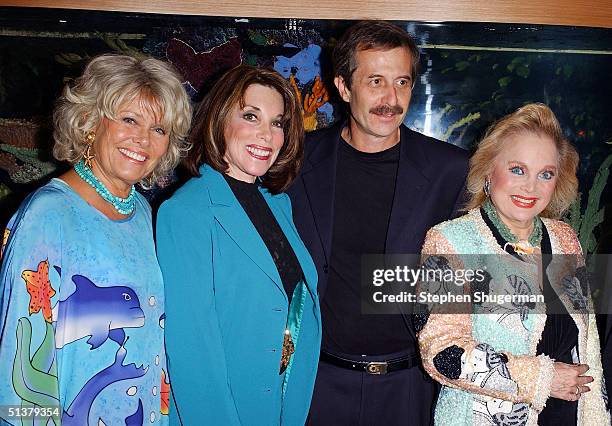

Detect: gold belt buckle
[279, 329, 295, 374]
[366, 362, 388, 375]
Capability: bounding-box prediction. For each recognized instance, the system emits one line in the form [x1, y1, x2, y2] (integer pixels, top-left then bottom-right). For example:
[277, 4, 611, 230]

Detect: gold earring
[83, 131, 95, 168]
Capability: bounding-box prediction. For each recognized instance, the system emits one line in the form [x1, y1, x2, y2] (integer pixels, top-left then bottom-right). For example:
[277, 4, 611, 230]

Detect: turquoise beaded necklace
[483, 198, 542, 248]
[74, 160, 136, 215]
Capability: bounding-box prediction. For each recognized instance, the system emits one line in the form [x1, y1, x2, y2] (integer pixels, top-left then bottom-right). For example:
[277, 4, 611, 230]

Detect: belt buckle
[366, 361, 388, 375]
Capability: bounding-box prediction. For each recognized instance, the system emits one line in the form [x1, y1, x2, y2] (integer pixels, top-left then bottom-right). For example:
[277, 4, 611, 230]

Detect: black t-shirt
[224, 174, 303, 303]
[321, 138, 414, 356]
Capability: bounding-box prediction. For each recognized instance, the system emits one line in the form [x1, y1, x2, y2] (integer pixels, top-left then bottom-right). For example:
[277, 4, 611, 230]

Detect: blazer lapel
[383, 127, 432, 340]
[385, 126, 431, 255]
[300, 125, 341, 269]
[203, 166, 287, 300]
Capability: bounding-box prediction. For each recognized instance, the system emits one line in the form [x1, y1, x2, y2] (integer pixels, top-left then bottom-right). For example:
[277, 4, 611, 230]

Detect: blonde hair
[466, 103, 578, 218]
[53, 54, 192, 188]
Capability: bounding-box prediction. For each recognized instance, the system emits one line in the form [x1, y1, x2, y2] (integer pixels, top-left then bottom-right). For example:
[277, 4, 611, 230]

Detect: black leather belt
[320, 351, 420, 375]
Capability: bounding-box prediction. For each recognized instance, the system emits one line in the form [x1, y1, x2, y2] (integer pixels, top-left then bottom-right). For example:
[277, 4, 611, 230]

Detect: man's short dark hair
[333, 20, 420, 89]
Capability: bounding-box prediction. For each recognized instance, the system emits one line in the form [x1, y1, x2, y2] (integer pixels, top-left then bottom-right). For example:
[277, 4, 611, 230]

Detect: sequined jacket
[417, 209, 609, 426]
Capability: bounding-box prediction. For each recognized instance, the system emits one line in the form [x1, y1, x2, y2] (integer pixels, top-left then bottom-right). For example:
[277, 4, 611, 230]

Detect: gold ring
[575, 385, 581, 396]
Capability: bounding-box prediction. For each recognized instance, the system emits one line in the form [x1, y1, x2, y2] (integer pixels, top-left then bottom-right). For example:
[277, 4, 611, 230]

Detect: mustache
[370, 104, 404, 115]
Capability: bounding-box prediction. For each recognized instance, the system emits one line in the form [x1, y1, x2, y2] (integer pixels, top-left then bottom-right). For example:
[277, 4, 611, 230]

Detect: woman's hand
[550, 362, 593, 401]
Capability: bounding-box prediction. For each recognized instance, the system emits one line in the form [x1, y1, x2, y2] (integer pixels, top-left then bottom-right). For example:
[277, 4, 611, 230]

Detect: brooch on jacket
[279, 329, 295, 374]
[504, 241, 537, 255]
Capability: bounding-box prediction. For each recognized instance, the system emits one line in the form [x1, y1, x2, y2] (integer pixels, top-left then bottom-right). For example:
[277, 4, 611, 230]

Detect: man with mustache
[288, 20, 469, 425]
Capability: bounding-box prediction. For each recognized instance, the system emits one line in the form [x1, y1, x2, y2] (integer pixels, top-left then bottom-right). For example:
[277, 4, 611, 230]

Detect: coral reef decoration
[166, 37, 242, 93]
[290, 74, 329, 131]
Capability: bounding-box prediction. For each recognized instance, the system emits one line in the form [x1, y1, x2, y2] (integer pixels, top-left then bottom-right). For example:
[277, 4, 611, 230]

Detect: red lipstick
[510, 194, 538, 209]
[246, 144, 272, 160]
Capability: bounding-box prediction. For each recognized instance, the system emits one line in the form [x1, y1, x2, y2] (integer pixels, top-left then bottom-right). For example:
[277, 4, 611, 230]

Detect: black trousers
[307, 355, 439, 426]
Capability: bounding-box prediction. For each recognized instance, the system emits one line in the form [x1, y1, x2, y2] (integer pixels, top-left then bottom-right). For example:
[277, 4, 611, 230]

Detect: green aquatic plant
[442, 112, 480, 142]
[248, 29, 267, 46]
[13, 317, 60, 425]
[564, 153, 612, 255]
[498, 76, 512, 88]
[98, 33, 148, 60]
[0, 183, 11, 201]
[54, 52, 84, 66]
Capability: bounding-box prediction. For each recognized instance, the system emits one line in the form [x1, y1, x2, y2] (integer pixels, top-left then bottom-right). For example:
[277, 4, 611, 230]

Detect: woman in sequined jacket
[416, 103, 609, 425]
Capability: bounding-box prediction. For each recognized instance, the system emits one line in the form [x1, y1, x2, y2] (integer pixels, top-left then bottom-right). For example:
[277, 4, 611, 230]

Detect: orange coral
[161, 368, 170, 415]
[290, 74, 329, 131]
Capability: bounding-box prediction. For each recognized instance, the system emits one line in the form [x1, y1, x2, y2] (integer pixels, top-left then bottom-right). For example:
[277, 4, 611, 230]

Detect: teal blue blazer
[156, 164, 321, 426]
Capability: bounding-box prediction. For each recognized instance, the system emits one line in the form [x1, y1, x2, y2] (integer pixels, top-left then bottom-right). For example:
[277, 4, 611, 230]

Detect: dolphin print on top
[0, 179, 168, 424]
[52, 274, 145, 349]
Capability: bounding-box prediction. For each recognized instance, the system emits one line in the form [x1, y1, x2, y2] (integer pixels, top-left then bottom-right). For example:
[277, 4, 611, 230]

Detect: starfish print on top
[22, 259, 56, 323]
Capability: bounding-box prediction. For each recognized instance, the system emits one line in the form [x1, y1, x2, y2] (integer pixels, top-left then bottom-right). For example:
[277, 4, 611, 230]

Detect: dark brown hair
[333, 20, 420, 89]
[185, 65, 304, 194]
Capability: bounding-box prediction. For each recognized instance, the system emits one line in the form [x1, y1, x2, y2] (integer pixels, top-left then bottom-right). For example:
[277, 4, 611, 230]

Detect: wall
[2, 0, 612, 27]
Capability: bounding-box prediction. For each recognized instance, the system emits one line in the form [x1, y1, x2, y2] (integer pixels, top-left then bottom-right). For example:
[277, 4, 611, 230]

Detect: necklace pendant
[483, 199, 543, 248]
[511, 241, 536, 255]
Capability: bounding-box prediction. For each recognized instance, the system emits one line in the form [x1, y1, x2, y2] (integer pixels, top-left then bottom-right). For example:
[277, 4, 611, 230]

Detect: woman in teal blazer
[156, 65, 321, 425]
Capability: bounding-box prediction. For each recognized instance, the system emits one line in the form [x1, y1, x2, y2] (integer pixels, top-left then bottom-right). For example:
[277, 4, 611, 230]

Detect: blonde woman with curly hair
[0, 54, 191, 425]
[417, 103, 609, 425]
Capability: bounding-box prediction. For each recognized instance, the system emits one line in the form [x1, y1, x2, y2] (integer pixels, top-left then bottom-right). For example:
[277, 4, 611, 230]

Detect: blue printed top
[0, 178, 168, 425]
